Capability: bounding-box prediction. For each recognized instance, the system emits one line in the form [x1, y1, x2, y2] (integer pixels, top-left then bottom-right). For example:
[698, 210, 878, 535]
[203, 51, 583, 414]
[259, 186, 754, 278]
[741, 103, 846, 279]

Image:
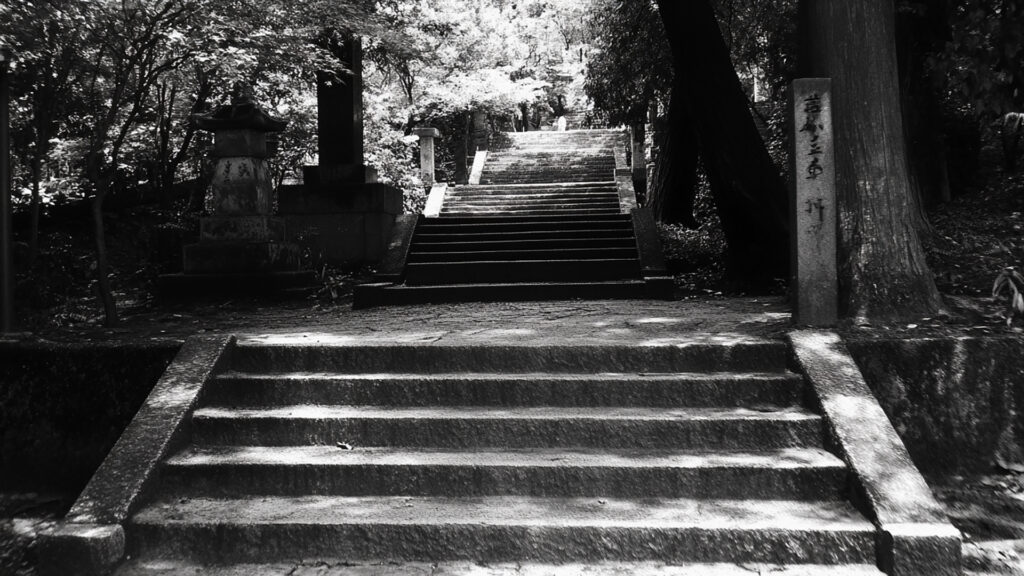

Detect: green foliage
[927, 0, 1024, 120]
[993, 266, 1024, 325]
[584, 0, 672, 126]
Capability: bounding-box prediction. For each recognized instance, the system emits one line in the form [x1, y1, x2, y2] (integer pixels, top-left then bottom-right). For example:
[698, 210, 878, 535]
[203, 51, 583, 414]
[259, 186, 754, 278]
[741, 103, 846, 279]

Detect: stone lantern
[160, 87, 310, 295]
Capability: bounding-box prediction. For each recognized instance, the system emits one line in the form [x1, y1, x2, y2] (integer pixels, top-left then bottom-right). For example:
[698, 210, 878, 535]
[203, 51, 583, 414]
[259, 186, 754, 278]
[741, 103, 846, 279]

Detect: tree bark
[454, 111, 471, 184]
[803, 0, 943, 320]
[655, 0, 790, 285]
[91, 188, 118, 327]
[647, 82, 698, 227]
[28, 157, 42, 267]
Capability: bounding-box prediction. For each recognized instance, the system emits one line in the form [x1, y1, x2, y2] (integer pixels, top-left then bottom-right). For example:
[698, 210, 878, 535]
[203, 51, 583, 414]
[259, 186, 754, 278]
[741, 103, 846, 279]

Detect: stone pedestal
[278, 34, 403, 267]
[789, 78, 838, 326]
[279, 182, 402, 265]
[413, 127, 440, 186]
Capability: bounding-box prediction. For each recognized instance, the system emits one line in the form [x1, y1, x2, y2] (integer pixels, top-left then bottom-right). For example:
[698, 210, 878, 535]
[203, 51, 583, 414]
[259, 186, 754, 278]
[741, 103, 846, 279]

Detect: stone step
[478, 175, 616, 182]
[443, 197, 621, 207]
[483, 162, 616, 169]
[414, 232, 634, 245]
[353, 280, 669, 308]
[127, 495, 876, 565]
[408, 248, 639, 263]
[447, 192, 618, 202]
[161, 446, 848, 500]
[426, 211, 627, 221]
[441, 204, 622, 214]
[190, 405, 823, 450]
[417, 219, 632, 234]
[114, 560, 886, 575]
[227, 340, 789, 374]
[446, 192, 620, 202]
[205, 371, 805, 408]
[445, 198, 620, 208]
[404, 258, 640, 284]
[412, 238, 638, 253]
[438, 206, 618, 215]
[453, 181, 617, 191]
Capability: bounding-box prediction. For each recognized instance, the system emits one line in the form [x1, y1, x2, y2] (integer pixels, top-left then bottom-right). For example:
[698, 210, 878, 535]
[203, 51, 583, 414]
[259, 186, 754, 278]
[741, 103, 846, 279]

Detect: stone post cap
[193, 87, 288, 134]
[412, 127, 441, 139]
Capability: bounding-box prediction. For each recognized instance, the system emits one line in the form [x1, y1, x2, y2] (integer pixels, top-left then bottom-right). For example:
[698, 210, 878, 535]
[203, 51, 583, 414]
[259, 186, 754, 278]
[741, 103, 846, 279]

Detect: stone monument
[789, 78, 838, 325]
[279, 35, 403, 265]
[159, 87, 311, 295]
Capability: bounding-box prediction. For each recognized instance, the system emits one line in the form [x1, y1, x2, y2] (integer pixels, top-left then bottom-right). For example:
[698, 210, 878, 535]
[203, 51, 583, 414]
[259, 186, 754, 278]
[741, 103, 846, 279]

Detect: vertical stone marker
[790, 78, 838, 326]
[310, 36, 376, 185]
[413, 127, 441, 186]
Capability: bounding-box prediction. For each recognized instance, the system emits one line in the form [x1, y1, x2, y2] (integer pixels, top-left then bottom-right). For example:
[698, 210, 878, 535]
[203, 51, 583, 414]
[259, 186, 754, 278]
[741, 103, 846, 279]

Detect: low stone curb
[789, 330, 962, 576]
[37, 335, 234, 576]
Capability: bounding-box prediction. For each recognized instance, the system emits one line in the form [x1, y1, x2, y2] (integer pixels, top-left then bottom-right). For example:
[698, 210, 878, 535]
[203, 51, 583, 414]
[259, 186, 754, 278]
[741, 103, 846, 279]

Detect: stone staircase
[115, 337, 884, 574]
[355, 129, 671, 307]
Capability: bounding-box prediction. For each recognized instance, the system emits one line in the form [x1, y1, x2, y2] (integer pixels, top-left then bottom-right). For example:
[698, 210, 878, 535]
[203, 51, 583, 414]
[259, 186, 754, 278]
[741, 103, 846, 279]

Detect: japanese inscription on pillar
[790, 78, 838, 326]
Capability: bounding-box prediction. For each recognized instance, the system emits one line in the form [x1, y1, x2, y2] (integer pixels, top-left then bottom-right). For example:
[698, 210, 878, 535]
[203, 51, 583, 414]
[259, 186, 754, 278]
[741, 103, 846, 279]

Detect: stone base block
[200, 216, 285, 242]
[303, 164, 378, 186]
[37, 523, 124, 576]
[880, 523, 963, 576]
[284, 212, 396, 265]
[279, 182, 403, 215]
[183, 241, 300, 274]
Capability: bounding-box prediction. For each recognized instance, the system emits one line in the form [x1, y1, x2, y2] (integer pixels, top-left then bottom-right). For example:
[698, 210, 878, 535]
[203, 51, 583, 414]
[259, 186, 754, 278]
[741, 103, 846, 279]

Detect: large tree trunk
[803, 0, 943, 320]
[655, 0, 790, 285]
[647, 81, 698, 227]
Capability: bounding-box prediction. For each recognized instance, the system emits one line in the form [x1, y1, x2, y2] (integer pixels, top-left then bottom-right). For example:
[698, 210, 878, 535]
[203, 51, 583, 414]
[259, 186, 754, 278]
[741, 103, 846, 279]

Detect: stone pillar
[789, 78, 838, 326]
[308, 35, 376, 187]
[413, 127, 441, 186]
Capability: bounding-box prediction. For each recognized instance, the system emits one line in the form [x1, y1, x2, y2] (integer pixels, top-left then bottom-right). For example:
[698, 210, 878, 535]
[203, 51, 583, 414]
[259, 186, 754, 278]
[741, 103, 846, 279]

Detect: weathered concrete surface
[206, 371, 805, 408]
[37, 336, 233, 576]
[37, 523, 124, 576]
[789, 330, 962, 576]
[0, 342, 179, 492]
[127, 495, 876, 564]
[190, 404, 823, 450]
[61, 335, 233, 525]
[846, 335, 1024, 475]
[114, 560, 885, 575]
[161, 445, 847, 499]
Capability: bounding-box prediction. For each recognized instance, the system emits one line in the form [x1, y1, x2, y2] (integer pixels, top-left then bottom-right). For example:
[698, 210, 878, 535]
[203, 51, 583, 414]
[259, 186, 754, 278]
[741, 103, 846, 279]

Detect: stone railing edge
[423, 182, 448, 217]
[37, 334, 236, 576]
[788, 330, 962, 576]
[468, 150, 488, 186]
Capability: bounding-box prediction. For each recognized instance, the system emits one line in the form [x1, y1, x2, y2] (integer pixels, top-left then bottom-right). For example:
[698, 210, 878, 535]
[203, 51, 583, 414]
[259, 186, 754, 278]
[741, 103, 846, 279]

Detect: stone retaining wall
[847, 335, 1024, 475]
[0, 342, 179, 492]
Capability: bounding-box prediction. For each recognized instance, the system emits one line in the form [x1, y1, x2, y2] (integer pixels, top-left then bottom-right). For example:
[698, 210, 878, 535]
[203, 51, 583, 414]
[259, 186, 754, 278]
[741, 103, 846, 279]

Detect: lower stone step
[407, 248, 639, 263]
[190, 405, 823, 450]
[126, 496, 877, 565]
[161, 445, 848, 499]
[441, 208, 622, 217]
[404, 258, 641, 285]
[115, 560, 886, 575]
[205, 371, 806, 408]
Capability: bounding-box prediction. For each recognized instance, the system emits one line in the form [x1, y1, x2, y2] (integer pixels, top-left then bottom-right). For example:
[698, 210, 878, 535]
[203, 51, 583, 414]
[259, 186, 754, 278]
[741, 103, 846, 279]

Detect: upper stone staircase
[355, 129, 671, 307]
